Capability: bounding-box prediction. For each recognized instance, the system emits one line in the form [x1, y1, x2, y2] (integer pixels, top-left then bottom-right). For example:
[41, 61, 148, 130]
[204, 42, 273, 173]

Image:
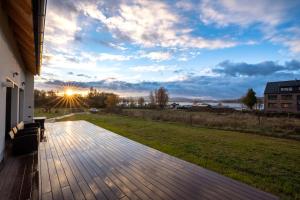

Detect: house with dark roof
[264, 80, 300, 113]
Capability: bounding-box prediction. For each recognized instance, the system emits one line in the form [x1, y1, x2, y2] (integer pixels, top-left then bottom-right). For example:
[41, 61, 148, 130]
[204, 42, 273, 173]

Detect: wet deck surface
[0, 149, 38, 200]
[39, 120, 278, 200]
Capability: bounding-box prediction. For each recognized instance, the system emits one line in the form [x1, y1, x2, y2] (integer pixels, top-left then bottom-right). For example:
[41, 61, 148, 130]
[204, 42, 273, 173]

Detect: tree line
[34, 87, 120, 110]
[34, 86, 170, 110]
[34, 86, 259, 111]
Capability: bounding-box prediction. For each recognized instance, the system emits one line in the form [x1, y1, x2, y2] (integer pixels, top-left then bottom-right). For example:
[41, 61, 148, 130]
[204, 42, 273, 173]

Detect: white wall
[0, 5, 34, 162]
[24, 72, 34, 123]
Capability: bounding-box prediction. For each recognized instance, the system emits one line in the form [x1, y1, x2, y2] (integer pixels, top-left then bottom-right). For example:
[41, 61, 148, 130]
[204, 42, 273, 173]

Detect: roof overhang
[2, 0, 47, 75]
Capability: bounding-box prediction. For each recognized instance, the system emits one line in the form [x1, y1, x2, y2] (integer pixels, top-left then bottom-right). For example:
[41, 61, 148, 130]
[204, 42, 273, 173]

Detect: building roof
[264, 80, 300, 94]
[3, 0, 47, 75]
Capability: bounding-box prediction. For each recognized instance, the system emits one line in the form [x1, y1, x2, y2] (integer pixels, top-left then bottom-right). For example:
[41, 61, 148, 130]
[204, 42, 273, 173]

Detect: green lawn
[59, 113, 300, 200]
[34, 108, 73, 119]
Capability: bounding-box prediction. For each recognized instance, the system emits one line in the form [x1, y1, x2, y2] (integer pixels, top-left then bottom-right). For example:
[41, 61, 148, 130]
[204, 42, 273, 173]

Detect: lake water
[173, 102, 264, 110]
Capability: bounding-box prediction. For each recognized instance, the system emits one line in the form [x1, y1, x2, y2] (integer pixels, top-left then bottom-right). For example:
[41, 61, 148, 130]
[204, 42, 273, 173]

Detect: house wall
[0, 5, 34, 162]
[24, 72, 35, 122]
[264, 93, 300, 113]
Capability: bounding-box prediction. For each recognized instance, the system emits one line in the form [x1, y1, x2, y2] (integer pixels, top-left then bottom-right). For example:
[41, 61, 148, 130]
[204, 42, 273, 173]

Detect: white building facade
[0, 0, 46, 163]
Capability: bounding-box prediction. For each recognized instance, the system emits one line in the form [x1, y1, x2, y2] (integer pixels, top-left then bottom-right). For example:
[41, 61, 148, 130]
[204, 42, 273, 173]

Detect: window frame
[281, 103, 292, 108]
[280, 87, 293, 92]
[268, 103, 277, 108]
[268, 94, 277, 100]
[281, 94, 293, 100]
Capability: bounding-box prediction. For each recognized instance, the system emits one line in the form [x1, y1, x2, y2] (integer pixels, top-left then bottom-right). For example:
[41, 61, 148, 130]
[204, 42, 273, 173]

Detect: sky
[36, 0, 300, 99]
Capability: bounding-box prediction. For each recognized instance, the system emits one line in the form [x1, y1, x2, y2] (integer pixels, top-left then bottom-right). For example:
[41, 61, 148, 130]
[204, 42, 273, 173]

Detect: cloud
[139, 51, 172, 61]
[213, 60, 300, 77]
[175, 0, 194, 11]
[198, 0, 300, 55]
[199, 0, 289, 27]
[77, 74, 92, 78]
[130, 65, 168, 72]
[269, 30, 300, 54]
[95, 53, 131, 61]
[44, 1, 81, 46]
[81, 0, 236, 49]
[108, 43, 127, 50]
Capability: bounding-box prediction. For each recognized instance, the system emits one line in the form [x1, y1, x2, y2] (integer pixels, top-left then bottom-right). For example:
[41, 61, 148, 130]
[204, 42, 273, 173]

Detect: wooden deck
[40, 120, 278, 200]
[0, 149, 38, 200]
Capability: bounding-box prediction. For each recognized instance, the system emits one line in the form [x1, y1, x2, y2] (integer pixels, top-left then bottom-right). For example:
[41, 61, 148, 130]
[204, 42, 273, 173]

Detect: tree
[128, 97, 135, 108]
[105, 94, 119, 108]
[86, 88, 107, 108]
[241, 88, 257, 110]
[155, 87, 169, 109]
[149, 91, 155, 107]
[138, 97, 145, 107]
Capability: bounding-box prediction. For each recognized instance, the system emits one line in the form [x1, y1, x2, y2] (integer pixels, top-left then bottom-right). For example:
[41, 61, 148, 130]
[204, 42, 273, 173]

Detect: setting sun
[65, 88, 74, 97]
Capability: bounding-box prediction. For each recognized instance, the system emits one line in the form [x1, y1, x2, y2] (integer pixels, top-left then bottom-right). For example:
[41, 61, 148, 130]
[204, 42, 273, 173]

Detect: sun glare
[65, 89, 74, 97]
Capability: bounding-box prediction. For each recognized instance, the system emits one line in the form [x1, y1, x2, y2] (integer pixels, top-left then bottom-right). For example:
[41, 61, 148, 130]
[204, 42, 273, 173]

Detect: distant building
[264, 80, 300, 113]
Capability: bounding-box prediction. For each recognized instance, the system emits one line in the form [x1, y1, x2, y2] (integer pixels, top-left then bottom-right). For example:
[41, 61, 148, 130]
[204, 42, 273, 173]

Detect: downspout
[32, 0, 47, 75]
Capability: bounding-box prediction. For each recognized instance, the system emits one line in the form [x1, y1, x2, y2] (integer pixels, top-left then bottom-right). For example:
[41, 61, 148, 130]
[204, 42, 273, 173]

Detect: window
[281, 103, 292, 108]
[268, 103, 277, 108]
[280, 87, 293, 92]
[268, 95, 277, 100]
[281, 94, 293, 100]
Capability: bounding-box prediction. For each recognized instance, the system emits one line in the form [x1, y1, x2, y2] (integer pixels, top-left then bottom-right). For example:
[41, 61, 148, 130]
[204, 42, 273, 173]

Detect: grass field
[121, 109, 300, 139]
[59, 113, 300, 199]
[34, 108, 73, 119]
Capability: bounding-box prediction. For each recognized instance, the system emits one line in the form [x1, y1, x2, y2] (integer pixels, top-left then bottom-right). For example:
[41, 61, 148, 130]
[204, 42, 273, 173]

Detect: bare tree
[149, 91, 155, 107]
[138, 97, 145, 107]
[129, 97, 136, 108]
[155, 87, 169, 109]
[105, 94, 119, 108]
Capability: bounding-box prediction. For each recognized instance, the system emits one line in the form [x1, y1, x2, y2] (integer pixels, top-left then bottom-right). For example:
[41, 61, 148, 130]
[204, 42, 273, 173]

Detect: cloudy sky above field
[36, 0, 300, 99]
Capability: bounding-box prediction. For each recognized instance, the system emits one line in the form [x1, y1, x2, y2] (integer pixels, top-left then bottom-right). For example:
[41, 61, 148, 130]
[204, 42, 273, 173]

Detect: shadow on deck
[0, 144, 38, 200]
[39, 120, 278, 200]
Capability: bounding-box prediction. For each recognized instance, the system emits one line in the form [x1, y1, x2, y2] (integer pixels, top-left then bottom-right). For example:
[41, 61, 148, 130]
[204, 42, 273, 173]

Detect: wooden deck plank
[0, 148, 38, 200]
[51, 136, 86, 200]
[39, 121, 278, 200]
[60, 129, 142, 200]
[40, 143, 52, 195]
[44, 141, 64, 200]
[51, 134, 85, 200]
[62, 186, 75, 200]
[48, 138, 69, 188]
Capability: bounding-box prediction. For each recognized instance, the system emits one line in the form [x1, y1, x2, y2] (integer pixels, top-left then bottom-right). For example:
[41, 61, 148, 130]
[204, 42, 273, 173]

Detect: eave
[2, 0, 47, 75]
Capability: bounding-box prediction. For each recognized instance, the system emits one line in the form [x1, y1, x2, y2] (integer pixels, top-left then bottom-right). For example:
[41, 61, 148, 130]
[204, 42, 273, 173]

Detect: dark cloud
[49, 0, 79, 13]
[67, 72, 74, 75]
[173, 69, 184, 74]
[77, 74, 92, 78]
[213, 60, 300, 77]
[74, 34, 83, 42]
[65, 56, 80, 63]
